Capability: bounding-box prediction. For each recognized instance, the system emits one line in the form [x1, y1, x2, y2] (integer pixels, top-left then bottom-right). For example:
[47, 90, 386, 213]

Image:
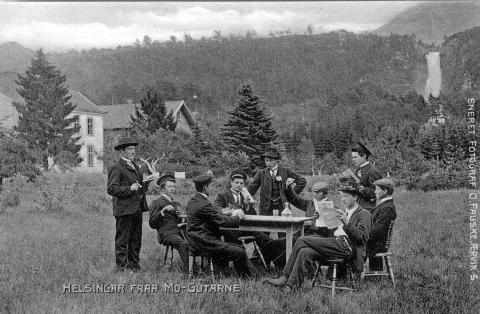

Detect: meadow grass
[0, 173, 478, 313]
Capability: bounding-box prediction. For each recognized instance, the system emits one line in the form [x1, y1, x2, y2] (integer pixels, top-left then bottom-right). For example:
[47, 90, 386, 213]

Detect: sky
[0, 1, 419, 51]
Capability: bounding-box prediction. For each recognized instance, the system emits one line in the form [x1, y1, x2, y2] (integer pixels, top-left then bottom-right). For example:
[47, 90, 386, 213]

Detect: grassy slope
[0, 174, 478, 313]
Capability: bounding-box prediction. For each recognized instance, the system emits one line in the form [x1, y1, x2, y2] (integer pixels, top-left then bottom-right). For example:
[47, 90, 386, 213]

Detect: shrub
[0, 175, 26, 210]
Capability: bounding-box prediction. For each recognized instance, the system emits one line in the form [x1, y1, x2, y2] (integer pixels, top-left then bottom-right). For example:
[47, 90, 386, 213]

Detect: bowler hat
[157, 172, 176, 187]
[373, 178, 394, 190]
[351, 142, 372, 158]
[230, 169, 247, 181]
[114, 137, 139, 151]
[339, 182, 362, 197]
[193, 174, 213, 185]
[261, 148, 281, 159]
[312, 182, 329, 192]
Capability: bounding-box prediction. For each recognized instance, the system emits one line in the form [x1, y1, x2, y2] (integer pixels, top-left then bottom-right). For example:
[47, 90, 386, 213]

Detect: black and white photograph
[0, 1, 478, 313]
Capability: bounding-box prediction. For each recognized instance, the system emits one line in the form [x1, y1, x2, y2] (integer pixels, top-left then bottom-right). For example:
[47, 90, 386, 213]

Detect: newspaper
[335, 168, 360, 184]
[316, 200, 344, 229]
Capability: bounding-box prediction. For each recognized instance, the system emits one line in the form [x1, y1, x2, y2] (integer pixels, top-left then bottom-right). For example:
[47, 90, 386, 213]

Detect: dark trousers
[115, 211, 142, 271]
[211, 243, 255, 278]
[163, 233, 189, 271]
[282, 236, 353, 287]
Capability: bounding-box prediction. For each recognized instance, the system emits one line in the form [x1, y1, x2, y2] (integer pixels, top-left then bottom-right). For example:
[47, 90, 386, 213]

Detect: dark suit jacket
[247, 166, 306, 215]
[214, 190, 257, 215]
[107, 159, 149, 217]
[185, 193, 241, 252]
[367, 198, 396, 256]
[149, 195, 183, 244]
[355, 162, 382, 211]
[344, 206, 372, 272]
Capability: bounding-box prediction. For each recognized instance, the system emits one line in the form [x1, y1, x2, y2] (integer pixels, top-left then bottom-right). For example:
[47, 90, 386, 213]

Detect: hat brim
[352, 142, 372, 157]
[114, 142, 139, 151]
[261, 154, 281, 159]
[157, 174, 176, 186]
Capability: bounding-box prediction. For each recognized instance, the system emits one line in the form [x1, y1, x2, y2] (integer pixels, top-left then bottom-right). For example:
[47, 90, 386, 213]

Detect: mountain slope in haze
[0, 42, 33, 73]
[375, 1, 480, 45]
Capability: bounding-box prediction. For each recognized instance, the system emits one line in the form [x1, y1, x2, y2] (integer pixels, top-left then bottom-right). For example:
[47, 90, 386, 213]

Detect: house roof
[70, 90, 107, 115]
[98, 100, 195, 130]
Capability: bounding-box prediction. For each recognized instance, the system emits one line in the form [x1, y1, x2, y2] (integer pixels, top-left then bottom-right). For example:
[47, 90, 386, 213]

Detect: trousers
[115, 211, 142, 271]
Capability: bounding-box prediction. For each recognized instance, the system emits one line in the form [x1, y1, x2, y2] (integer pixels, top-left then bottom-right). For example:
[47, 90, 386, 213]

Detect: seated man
[149, 173, 188, 271]
[367, 178, 397, 271]
[263, 183, 371, 289]
[285, 181, 335, 237]
[185, 174, 259, 278]
[215, 169, 287, 268]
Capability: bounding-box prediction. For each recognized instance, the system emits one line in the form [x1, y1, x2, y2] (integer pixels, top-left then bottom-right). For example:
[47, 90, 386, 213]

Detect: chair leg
[310, 261, 321, 289]
[209, 257, 215, 281]
[347, 265, 356, 291]
[169, 246, 174, 267]
[253, 241, 268, 269]
[164, 246, 170, 267]
[188, 254, 194, 280]
[385, 256, 395, 287]
[331, 263, 337, 297]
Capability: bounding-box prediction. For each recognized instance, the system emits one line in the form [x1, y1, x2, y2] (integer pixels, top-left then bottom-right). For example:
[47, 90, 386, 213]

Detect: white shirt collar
[346, 204, 359, 220]
[230, 188, 241, 195]
[377, 196, 393, 206]
[359, 161, 370, 168]
[198, 192, 208, 199]
[162, 194, 173, 202]
[270, 165, 279, 175]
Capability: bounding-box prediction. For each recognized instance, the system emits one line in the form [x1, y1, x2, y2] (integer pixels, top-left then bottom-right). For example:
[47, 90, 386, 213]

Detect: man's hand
[337, 212, 349, 225]
[175, 206, 184, 216]
[130, 183, 142, 191]
[285, 178, 295, 186]
[160, 205, 175, 216]
[233, 209, 245, 220]
[313, 212, 320, 219]
[221, 208, 235, 215]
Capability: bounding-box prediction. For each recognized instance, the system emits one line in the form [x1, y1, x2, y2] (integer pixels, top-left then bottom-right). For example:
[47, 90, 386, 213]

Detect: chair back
[383, 220, 395, 251]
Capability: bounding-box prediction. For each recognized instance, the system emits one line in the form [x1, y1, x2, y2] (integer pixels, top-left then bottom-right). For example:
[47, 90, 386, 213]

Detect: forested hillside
[48, 31, 426, 110]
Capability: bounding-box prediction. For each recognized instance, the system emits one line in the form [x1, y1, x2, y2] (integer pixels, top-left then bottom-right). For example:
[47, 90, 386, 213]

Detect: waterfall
[424, 52, 441, 101]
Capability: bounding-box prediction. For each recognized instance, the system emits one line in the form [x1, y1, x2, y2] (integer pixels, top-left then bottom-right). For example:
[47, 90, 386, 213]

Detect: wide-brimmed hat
[261, 148, 281, 160]
[157, 172, 176, 187]
[312, 182, 329, 192]
[114, 137, 139, 151]
[351, 142, 372, 158]
[230, 169, 247, 181]
[373, 178, 394, 190]
[339, 182, 362, 197]
[193, 174, 213, 185]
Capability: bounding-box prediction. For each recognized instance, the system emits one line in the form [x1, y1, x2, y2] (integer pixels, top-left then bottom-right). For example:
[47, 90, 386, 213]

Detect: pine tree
[221, 85, 277, 166]
[131, 91, 177, 134]
[13, 49, 81, 170]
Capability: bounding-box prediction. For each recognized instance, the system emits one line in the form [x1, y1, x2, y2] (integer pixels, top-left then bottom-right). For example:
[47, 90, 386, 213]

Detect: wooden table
[221, 215, 315, 265]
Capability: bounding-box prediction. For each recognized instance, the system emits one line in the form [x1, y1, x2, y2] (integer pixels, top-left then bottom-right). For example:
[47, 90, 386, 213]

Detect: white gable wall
[71, 112, 104, 173]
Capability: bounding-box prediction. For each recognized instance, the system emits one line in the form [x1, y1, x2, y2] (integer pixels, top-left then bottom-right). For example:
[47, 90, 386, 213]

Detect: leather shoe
[262, 275, 287, 287]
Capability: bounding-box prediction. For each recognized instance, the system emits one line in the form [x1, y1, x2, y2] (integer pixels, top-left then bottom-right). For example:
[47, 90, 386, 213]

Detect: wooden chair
[311, 258, 356, 297]
[362, 220, 395, 287]
[237, 235, 268, 269]
[163, 244, 174, 268]
[178, 223, 215, 280]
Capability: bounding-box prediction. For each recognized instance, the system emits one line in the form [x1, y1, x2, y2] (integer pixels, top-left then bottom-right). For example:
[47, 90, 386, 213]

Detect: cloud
[0, 2, 418, 51]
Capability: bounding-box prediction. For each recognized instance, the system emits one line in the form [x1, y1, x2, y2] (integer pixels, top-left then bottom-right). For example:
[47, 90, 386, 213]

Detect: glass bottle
[281, 202, 293, 217]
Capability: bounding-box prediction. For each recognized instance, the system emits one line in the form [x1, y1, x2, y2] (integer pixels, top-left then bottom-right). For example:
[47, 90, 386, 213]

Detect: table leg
[285, 226, 293, 265]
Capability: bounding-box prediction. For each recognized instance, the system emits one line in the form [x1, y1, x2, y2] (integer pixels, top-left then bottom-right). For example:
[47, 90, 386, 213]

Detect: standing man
[185, 174, 257, 278]
[285, 181, 335, 237]
[367, 178, 397, 271]
[107, 137, 150, 272]
[351, 142, 382, 212]
[149, 172, 188, 271]
[248, 147, 306, 216]
[263, 183, 372, 289]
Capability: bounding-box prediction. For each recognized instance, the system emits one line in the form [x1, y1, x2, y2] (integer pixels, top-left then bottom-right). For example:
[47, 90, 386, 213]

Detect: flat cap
[230, 169, 247, 180]
[114, 137, 139, 151]
[351, 142, 372, 157]
[157, 172, 175, 187]
[373, 178, 394, 190]
[312, 182, 329, 192]
[193, 174, 213, 184]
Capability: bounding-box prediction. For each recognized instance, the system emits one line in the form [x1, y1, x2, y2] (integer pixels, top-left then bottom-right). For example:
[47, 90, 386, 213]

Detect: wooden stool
[237, 235, 268, 268]
[311, 258, 356, 297]
[188, 251, 215, 280]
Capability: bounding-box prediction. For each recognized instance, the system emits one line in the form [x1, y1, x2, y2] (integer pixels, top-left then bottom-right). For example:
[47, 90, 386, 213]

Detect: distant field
[0, 173, 478, 313]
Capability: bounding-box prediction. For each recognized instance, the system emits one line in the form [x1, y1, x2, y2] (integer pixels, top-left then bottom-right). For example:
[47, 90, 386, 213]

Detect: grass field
[0, 173, 478, 313]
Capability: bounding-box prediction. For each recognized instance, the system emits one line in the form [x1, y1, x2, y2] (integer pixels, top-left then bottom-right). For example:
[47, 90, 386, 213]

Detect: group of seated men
[148, 143, 397, 288]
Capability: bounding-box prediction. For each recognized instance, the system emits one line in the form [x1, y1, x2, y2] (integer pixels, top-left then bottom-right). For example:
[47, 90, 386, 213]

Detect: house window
[87, 145, 94, 167]
[87, 117, 94, 135]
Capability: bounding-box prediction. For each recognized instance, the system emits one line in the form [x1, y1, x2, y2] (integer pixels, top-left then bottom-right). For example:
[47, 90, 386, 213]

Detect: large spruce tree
[130, 91, 177, 134]
[221, 85, 277, 165]
[13, 49, 81, 170]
